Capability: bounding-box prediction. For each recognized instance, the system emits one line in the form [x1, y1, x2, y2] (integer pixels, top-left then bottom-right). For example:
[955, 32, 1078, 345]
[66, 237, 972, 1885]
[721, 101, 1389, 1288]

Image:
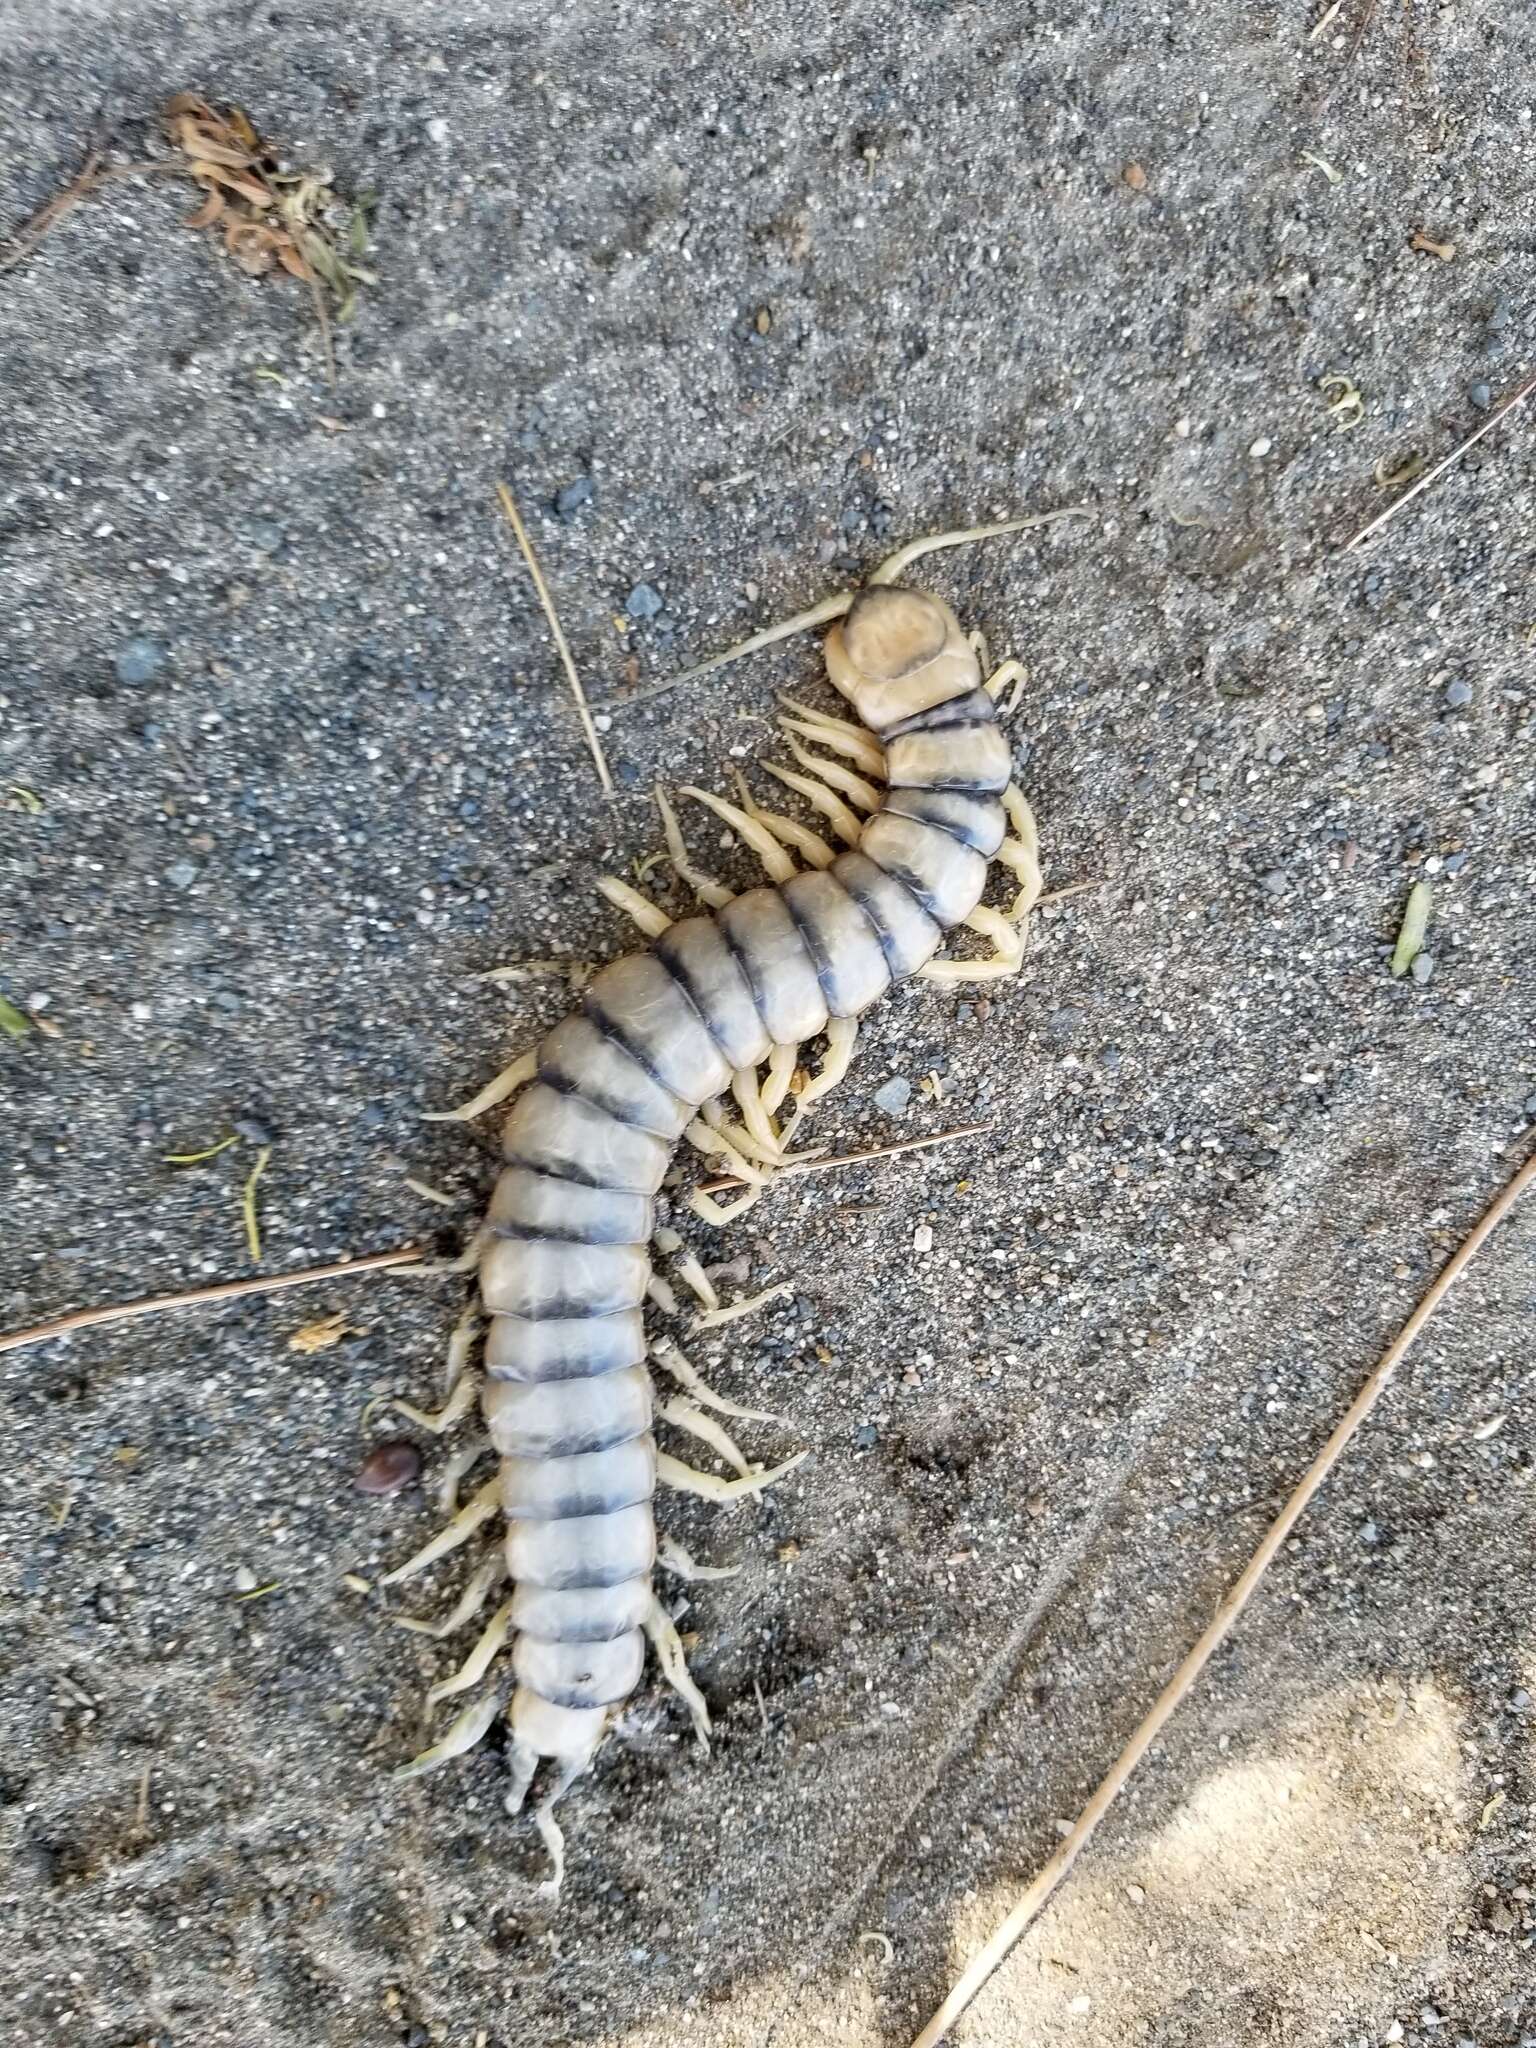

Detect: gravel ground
[3, 5, 1535, 2046]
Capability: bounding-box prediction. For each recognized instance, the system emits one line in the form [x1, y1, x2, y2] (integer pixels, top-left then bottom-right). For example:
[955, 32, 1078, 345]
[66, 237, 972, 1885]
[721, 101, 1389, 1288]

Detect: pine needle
[910, 1141, 1536, 2047]
[495, 482, 615, 797]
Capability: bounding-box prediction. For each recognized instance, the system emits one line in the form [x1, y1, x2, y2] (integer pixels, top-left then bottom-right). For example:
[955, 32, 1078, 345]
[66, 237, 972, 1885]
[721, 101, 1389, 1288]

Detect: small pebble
[356, 1442, 422, 1495]
[425, 117, 449, 144]
[554, 476, 593, 520]
[912, 1223, 934, 1254]
[164, 860, 198, 890]
[1468, 382, 1492, 410]
[1410, 952, 1435, 985]
[625, 583, 663, 620]
[1444, 678, 1473, 708]
[853, 1424, 878, 1450]
[233, 1564, 259, 1593]
[234, 1118, 274, 1145]
[1249, 436, 1272, 457]
[1126, 1882, 1146, 1904]
[1261, 869, 1288, 896]
[873, 1076, 911, 1116]
[115, 636, 167, 686]
[247, 519, 285, 552]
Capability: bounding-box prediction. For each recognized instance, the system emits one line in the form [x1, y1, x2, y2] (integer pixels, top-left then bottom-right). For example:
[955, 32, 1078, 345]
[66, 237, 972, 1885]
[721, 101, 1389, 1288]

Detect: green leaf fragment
[1390, 881, 1432, 978]
[0, 996, 32, 1039]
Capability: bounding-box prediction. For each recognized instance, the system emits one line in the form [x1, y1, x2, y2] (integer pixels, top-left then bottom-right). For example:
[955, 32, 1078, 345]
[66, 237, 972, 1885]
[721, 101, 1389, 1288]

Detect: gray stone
[625, 583, 663, 619]
[115, 636, 167, 685]
[873, 1076, 911, 1115]
[163, 859, 198, 889]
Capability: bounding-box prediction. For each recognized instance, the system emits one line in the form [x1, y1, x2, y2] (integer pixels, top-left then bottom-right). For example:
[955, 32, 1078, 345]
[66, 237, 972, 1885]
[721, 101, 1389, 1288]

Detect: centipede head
[823, 583, 982, 733]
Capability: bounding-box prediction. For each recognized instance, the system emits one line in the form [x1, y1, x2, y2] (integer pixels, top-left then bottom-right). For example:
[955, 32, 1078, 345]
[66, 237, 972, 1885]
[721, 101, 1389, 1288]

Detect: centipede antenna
[866, 506, 1094, 586]
[618, 591, 857, 706]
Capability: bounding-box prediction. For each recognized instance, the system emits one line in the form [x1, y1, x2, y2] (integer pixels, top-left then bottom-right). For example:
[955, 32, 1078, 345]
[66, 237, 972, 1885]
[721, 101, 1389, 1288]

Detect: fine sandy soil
[2, 5, 1534, 2046]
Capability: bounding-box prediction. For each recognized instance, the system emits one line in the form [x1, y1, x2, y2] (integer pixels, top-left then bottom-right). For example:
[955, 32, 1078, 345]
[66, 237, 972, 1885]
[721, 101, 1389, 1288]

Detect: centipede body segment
[372, 515, 1074, 1891]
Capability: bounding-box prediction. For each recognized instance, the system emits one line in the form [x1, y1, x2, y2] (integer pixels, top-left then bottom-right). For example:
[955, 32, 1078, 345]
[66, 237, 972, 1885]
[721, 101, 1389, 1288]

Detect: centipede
[366, 511, 1085, 1891]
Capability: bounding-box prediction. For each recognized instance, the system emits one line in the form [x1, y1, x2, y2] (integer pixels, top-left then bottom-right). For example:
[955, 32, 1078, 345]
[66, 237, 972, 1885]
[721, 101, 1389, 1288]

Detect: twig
[0, 1246, 425, 1357]
[697, 1121, 993, 1195]
[1343, 0, 1379, 65]
[495, 482, 615, 797]
[134, 1763, 152, 1835]
[241, 1145, 271, 1262]
[910, 1141, 1536, 2048]
[1340, 366, 1536, 553]
[0, 154, 178, 275]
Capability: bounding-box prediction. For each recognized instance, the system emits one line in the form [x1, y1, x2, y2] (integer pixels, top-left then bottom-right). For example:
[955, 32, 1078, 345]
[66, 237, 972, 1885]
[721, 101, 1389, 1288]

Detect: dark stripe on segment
[654, 924, 755, 1060]
[582, 992, 686, 1100]
[881, 688, 999, 737]
[533, 1055, 671, 1138]
[882, 789, 1000, 855]
[778, 889, 839, 1010]
[831, 856, 931, 974]
[502, 1149, 609, 1193]
[857, 831, 950, 924]
[485, 1307, 646, 1382]
[715, 914, 775, 1037]
[649, 944, 737, 1067]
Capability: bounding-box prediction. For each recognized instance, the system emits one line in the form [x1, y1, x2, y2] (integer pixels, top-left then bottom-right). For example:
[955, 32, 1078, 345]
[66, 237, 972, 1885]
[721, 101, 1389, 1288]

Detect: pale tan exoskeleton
[371, 510, 1088, 1890]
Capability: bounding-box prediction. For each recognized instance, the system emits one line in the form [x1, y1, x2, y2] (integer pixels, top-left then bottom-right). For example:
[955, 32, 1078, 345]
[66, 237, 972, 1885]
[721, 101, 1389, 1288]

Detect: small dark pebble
[1048, 1006, 1085, 1036]
[554, 476, 593, 520]
[1444, 678, 1473, 709]
[1488, 298, 1511, 331]
[1468, 382, 1493, 410]
[247, 519, 285, 552]
[164, 860, 198, 889]
[234, 1118, 274, 1145]
[356, 1442, 422, 1495]
[116, 637, 167, 686]
[853, 1423, 878, 1450]
[625, 583, 663, 620]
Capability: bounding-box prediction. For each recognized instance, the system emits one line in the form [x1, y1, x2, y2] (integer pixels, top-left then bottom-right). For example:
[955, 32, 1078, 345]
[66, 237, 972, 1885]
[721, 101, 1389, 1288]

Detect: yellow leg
[659, 1395, 755, 1477]
[644, 1596, 712, 1751]
[731, 770, 836, 870]
[657, 787, 733, 909]
[991, 663, 1028, 720]
[761, 759, 865, 846]
[367, 1370, 480, 1438]
[688, 1184, 763, 1227]
[919, 904, 1027, 985]
[394, 1691, 503, 1782]
[596, 874, 671, 939]
[380, 1478, 500, 1586]
[759, 1042, 801, 1118]
[652, 1336, 788, 1425]
[779, 733, 882, 812]
[421, 1049, 537, 1123]
[693, 1279, 794, 1330]
[656, 1448, 808, 1503]
[393, 1554, 506, 1638]
[795, 1016, 857, 1110]
[658, 1534, 742, 1582]
[731, 1067, 784, 1158]
[653, 1225, 719, 1311]
[426, 1600, 514, 1705]
[681, 784, 797, 885]
[683, 1117, 768, 1185]
[775, 705, 887, 780]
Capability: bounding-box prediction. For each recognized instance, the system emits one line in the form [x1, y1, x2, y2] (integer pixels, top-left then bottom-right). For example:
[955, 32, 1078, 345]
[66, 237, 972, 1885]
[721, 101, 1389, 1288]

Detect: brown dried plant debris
[1, 96, 376, 388]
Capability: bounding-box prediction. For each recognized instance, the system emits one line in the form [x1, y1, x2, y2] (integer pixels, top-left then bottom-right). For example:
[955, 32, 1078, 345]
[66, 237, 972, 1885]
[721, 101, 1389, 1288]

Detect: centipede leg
[369, 1370, 481, 1438]
[393, 1554, 506, 1638]
[653, 1336, 788, 1426]
[421, 1048, 538, 1123]
[596, 874, 672, 939]
[682, 783, 797, 885]
[534, 1762, 586, 1898]
[644, 1596, 712, 1751]
[918, 904, 1027, 985]
[652, 1224, 719, 1312]
[656, 1448, 808, 1503]
[379, 1478, 500, 1586]
[730, 770, 836, 870]
[984, 658, 1028, 713]
[505, 1736, 539, 1818]
[427, 1599, 514, 1705]
[657, 1534, 743, 1583]
[393, 1690, 503, 1782]
[658, 1395, 755, 1477]
[657, 788, 734, 909]
[688, 1184, 763, 1227]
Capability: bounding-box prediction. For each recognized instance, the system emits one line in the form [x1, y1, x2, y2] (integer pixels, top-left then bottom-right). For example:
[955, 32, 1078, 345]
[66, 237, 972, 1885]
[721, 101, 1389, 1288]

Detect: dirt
[2, 4, 1534, 2046]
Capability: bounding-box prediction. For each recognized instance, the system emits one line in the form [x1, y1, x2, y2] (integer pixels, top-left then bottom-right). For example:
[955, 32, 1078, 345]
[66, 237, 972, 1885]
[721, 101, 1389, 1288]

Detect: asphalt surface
[2, 5, 1534, 2046]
